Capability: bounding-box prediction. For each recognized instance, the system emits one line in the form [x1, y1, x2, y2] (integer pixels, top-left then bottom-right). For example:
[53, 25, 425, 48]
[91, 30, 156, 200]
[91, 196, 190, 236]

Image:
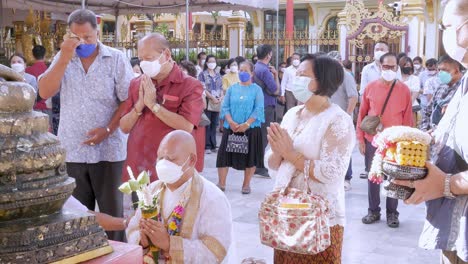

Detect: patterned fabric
[419, 72, 468, 262]
[265, 104, 355, 227]
[220, 83, 265, 129]
[259, 188, 331, 255]
[199, 70, 223, 97]
[273, 225, 344, 264]
[40, 41, 133, 163]
[420, 79, 461, 131]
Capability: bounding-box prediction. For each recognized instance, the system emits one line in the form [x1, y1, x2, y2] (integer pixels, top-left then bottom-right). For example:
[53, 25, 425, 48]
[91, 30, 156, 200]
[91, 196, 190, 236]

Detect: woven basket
[382, 161, 427, 180]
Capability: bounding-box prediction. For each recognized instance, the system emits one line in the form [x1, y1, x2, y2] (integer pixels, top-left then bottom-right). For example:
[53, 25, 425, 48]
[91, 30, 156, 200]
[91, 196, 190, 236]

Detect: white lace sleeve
[313, 114, 355, 184]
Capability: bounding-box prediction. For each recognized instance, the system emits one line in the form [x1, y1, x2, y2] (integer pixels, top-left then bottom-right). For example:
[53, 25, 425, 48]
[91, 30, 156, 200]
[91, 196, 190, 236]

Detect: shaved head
[139, 33, 170, 51]
[159, 130, 196, 156]
[157, 130, 197, 189]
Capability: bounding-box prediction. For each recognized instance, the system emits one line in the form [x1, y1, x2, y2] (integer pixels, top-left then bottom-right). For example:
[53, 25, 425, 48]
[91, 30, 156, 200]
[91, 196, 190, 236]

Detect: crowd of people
[2, 0, 467, 262]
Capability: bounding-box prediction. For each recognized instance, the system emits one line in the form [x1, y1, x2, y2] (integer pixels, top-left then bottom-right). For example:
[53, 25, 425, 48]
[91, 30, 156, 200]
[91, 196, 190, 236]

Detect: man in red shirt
[26, 45, 48, 78]
[120, 33, 204, 183]
[26, 45, 52, 127]
[357, 52, 413, 228]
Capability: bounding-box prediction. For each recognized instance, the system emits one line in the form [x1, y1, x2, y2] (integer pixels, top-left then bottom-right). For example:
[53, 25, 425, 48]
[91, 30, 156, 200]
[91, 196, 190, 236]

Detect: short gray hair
[68, 9, 97, 29]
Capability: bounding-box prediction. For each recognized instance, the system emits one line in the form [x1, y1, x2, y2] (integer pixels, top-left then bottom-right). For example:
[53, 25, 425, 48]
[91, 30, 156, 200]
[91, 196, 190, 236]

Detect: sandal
[216, 184, 225, 192]
[241, 186, 251, 194]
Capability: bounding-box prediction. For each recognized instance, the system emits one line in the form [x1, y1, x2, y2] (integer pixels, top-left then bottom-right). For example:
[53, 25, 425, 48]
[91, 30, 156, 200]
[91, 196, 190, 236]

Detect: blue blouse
[220, 83, 265, 128]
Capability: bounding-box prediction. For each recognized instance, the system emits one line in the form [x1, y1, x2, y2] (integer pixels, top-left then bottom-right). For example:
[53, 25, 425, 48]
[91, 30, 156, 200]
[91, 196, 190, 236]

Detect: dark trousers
[67, 161, 125, 242]
[365, 139, 398, 215]
[275, 103, 285, 123]
[259, 106, 276, 169]
[345, 158, 352, 181]
[205, 110, 219, 150]
[285, 90, 298, 111]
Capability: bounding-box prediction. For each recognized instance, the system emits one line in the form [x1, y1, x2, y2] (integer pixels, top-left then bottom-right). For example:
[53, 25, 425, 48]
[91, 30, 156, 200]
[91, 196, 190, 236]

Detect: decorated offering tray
[369, 126, 431, 200]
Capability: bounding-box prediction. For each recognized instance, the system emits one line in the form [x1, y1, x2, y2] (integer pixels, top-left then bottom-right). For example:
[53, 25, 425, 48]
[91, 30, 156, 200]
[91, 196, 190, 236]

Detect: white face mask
[207, 62, 217, 70]
[200, 59, 206, 66]
[133, 72, 141, 78]
[140, 52, 166, 78]
[442, 25, 467, 64]
[292, 59, 300, 67]
[292, 76, 314, 103]
[11, 63, 25, 73]
[414, 64, 421, 70]
[427, 70, 437, 75]
[374, 51, 386, 62]
[229, 65, 238, 73]
[381, 70, 397, 81]
[155, 157, 190, 184]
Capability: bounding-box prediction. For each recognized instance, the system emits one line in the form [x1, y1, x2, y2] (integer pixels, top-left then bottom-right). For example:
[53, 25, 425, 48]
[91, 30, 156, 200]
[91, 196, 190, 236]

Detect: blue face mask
[76, 43, 97, 58]
[239, 71, 251, 82]
[438, 71, 452, 85]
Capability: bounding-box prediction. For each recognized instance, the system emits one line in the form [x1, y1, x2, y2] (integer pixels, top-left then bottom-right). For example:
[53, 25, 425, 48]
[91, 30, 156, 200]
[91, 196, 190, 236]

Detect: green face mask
[438, 71, 452, 85]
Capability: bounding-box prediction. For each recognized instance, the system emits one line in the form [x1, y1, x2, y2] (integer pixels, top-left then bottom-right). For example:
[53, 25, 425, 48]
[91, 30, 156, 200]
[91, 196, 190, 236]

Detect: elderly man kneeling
[126, 130, 233, 263]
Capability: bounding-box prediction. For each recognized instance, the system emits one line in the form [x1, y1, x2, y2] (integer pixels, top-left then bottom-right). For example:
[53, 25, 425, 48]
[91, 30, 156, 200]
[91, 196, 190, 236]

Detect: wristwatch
[444, 174, 456, 199]
[152, 103, 161, 114]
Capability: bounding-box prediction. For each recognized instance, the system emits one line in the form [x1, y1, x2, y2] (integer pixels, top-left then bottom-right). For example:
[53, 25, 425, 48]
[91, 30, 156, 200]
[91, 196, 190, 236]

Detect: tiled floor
[201, 141, 439, 264]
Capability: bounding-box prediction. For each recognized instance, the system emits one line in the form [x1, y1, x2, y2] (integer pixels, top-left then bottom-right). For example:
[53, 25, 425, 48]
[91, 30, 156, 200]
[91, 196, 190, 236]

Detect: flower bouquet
[368, 126, 431, 200]
[119, 167, 160, 264]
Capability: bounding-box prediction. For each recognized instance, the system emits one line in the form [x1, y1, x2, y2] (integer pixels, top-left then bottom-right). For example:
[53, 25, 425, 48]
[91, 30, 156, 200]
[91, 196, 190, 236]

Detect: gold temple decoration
[340, 0, 407, 49]
[425, 0, 435, 23]
[40, 12, 55, 61]
[13, 21, 25, 54]
[121, 20, 129, 42]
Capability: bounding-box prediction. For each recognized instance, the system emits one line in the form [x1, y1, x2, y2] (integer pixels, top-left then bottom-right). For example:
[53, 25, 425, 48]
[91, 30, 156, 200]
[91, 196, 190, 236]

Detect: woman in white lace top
[265, 54, 355, 263]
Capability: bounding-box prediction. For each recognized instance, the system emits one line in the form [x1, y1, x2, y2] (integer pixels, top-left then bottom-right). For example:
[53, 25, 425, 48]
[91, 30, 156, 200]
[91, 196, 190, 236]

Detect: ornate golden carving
[349, 22, 406, 49]
[341, 0, 406, 36]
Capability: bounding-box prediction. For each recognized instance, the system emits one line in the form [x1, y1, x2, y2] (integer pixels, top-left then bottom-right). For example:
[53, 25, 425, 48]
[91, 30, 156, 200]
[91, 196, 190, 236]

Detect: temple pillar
[284, 0, 294, 58]
[401, 0, 425, 58]
[337, 8, 348, 62]
[227, 12, 246, 59]
[133, 15, 153, 40]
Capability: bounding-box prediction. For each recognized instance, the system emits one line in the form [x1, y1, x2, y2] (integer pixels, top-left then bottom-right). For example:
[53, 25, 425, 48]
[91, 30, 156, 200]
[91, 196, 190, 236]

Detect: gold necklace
[292, 99, 330, 138]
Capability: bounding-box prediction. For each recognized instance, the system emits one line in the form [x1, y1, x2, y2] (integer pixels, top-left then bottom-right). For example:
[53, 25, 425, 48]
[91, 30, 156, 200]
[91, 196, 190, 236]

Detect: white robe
[126, 172, 234, 264]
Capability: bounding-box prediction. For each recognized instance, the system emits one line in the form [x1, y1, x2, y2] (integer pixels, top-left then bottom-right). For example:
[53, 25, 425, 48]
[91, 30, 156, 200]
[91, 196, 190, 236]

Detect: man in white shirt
[281, 53, 301, 111]
[127, 130, 233, 263]
[195, 51, 206, 78]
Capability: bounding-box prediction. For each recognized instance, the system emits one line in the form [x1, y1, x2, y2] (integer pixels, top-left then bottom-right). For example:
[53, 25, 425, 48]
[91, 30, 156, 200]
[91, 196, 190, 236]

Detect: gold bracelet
[291, 152, 303, 166]
[133, 107, 142, 116]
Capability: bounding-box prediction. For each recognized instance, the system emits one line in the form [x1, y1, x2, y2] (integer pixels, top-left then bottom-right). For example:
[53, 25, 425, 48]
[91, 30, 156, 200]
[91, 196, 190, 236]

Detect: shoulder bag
[360, 80, 397, 135]
[226, 133, 249, 154]
[258, 172, 331, 255]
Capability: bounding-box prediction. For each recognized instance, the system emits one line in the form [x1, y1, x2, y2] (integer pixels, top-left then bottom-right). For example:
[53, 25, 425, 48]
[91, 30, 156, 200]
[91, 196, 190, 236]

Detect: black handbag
[360, 80, 397, 135]
[226, 134, 249, 154]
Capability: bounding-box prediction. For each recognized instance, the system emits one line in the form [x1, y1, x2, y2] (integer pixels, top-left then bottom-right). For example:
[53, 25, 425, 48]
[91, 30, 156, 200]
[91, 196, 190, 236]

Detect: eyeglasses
[439, 19, 468, 31]
[381, 65, 397, 71]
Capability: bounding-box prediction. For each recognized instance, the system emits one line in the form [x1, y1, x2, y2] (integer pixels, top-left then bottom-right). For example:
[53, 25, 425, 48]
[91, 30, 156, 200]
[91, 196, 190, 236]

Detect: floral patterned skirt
[273, 225, 344, 264]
